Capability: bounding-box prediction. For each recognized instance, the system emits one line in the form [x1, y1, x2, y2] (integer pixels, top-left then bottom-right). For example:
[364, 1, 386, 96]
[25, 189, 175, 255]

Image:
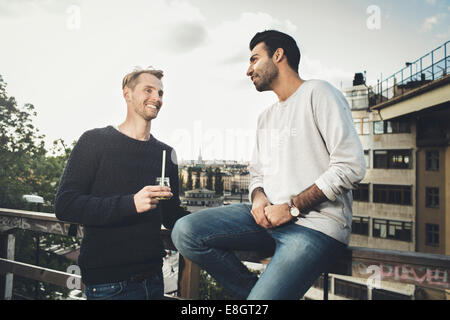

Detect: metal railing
[370, 40, 450, 106]
[1, 208, 449, 300]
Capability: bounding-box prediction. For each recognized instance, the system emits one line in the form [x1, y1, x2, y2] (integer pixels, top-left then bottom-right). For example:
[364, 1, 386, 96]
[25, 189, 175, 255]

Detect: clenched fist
[250, 189, 272, 229]
[263, 204, 293, 228]
[133, 185, 173, 213]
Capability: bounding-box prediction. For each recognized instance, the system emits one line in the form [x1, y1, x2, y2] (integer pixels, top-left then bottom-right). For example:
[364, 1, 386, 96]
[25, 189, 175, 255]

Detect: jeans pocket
[85, 282, 124, 300]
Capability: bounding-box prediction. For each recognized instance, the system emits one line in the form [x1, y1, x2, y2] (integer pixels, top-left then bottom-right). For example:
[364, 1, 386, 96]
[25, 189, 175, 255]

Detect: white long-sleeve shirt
[248, 79, 366, 245]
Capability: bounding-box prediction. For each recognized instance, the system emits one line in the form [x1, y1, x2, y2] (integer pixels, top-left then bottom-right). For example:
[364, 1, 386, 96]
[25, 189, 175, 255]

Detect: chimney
[353, 73, 365, 86]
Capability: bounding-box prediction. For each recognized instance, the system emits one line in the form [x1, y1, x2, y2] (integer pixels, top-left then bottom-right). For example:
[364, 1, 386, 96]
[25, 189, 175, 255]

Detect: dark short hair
[249, 30, 300, 73]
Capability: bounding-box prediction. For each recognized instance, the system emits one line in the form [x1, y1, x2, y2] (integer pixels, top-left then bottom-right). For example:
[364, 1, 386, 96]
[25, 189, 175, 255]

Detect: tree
[0, 75, 47, 209]
[206, 167, 213, 191]
[29, 139, 73, 212]
[198, 268, 262, 300]
[178, 171, 185, 196]
[0, 74, 78, 299]
[194, 167, 201, 189]
[214, 168, 224, 195]
[198, 270, 233, 300]
[186, 167, 193, 190]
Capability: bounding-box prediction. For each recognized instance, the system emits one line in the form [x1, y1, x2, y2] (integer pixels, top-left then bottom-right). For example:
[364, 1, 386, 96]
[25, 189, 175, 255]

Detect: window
[352, 217, 369, 236]
[426, 151, 439, 171]
[390, 150, 411, 169]
[372, 289, 410, 300]
[374, 150, 388, 168]
[425, 187, 439, 208]
[374, 121, 384, 134]
[373, 184, 412, 205]
[373, 150, 412, 169]
[335, 279, 367, 300]
[364, 150, 370, 168]
[353, 119, 361, 134]
[373, 219, 387, 238]
[425, 224, 439, 247]
[373, 120, 410, 134]
[354, 118, 369, 135]
[373, 219, 412, 241]
[363, 119, 369, 134]
[352, 184, 369, 202]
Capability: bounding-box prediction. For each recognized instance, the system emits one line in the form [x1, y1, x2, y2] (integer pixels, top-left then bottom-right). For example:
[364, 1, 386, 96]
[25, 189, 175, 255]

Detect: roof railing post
[323, 273, 329, 300]
[178, 255, 200, 299]
[431, 50, 434, 80]
[0, 231, 16, 300]
[444, 42, 447, 75]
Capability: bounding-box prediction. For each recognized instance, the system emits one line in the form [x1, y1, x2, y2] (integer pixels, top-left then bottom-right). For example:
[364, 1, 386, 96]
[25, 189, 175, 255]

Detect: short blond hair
[122, 66, 164, 90]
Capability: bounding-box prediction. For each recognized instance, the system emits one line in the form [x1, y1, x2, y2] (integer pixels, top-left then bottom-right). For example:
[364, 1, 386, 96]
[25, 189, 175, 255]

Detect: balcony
[369, 40, 450, 108]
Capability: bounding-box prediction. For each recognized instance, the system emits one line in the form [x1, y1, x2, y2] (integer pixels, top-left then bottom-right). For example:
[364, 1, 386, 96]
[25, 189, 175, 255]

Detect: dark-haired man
[171, 30, 366, 300]
[55, 68, 189, 300]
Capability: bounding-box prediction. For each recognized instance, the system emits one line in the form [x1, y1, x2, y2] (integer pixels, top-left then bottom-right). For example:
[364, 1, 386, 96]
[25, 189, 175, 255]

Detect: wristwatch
[288, 198, 301, 218]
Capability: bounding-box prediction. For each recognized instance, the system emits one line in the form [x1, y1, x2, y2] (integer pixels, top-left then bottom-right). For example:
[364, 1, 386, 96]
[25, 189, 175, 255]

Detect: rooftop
[1, 208, 449, 300]
[369, 40, 449, 108]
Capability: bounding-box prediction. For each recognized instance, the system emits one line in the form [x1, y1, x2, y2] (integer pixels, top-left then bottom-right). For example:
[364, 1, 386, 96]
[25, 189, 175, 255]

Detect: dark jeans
[171, 203, 346, 300]
[84, 271, 164, 300]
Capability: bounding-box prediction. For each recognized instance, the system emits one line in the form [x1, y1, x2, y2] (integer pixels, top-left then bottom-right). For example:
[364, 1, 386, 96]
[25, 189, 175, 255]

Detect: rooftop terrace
[1, 208, 449, 300]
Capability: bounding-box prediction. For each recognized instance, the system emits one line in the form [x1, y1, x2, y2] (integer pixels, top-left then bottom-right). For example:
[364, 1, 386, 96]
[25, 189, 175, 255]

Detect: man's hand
[250, 188, 272, 228]
[133, 185, 173, 214]
[264, 204, 293, 228]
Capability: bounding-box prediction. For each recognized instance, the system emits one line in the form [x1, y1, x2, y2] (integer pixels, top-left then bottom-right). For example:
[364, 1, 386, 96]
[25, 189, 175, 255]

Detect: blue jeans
[84, 271, 164, 300]
[171, 203, 346, 300]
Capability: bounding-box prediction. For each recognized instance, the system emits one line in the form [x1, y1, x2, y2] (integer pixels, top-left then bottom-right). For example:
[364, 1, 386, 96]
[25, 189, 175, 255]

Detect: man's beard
[135, 103, 158, 121]
[254, 60, 279, 92]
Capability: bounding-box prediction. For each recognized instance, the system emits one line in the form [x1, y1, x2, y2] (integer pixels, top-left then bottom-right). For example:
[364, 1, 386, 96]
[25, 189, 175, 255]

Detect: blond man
[55, 68, 188, 300]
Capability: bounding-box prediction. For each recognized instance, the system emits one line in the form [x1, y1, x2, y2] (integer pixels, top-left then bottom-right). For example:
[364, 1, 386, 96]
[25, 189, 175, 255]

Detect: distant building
[344, 68, 450, 256]
[343, 73, 417, 253]
[179, 160, 250, 194]
[182, 188, 223, 207]
[303, 59, 450, 300]
[222, 173, 232, 192]
[231, 172, 250, 194]
[370, 74, 450, 256]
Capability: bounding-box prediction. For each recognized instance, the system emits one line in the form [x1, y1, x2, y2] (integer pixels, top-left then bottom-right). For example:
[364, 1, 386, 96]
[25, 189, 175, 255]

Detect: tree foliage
[198, 268, 262, 300]
[0, 76, 45, 209]
[0, 75, 78, 299]
[199, 270, 234, 300]
[193, 167, 201, 189]
[186, 167, 193, 190]
[0, 75, 74, 211]
[206, 166, 213, 191]
[214, 167, 224, 195]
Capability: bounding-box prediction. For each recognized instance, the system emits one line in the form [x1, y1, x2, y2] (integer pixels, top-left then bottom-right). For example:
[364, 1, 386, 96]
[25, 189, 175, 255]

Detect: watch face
[290, 207, 300, 217]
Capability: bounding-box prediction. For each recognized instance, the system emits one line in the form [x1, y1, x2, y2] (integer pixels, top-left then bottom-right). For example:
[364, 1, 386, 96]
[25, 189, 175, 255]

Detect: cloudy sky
[1, 0, 449, 161]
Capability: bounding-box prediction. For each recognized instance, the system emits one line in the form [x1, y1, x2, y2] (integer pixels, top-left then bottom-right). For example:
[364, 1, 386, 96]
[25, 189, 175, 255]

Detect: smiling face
[124, 73, 164, 121]
[246, 42, 279, 92]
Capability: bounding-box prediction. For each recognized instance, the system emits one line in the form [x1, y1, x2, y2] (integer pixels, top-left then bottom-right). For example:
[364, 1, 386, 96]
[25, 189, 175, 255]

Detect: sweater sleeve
[312, 81, 366, 201]
[54, 131, 137, 226]
[248, 116, 265, 203]
[160, 148, 190, 229]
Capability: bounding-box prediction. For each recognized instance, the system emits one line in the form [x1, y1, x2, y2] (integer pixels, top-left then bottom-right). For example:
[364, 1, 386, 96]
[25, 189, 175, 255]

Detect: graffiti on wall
[353, 261, 449, 288]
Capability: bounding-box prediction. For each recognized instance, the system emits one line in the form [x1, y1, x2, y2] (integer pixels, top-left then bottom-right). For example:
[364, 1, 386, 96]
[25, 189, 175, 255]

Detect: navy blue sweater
[55, 126, 188, 285]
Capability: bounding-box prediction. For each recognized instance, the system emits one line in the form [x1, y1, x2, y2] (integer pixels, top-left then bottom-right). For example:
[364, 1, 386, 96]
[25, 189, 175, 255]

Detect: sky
[0, 0, 449, 161]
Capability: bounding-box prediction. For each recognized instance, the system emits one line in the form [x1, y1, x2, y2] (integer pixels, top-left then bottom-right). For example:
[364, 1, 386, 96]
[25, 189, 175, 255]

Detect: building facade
[344, 75, 417, 252]
[182, 188, 223, 207]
